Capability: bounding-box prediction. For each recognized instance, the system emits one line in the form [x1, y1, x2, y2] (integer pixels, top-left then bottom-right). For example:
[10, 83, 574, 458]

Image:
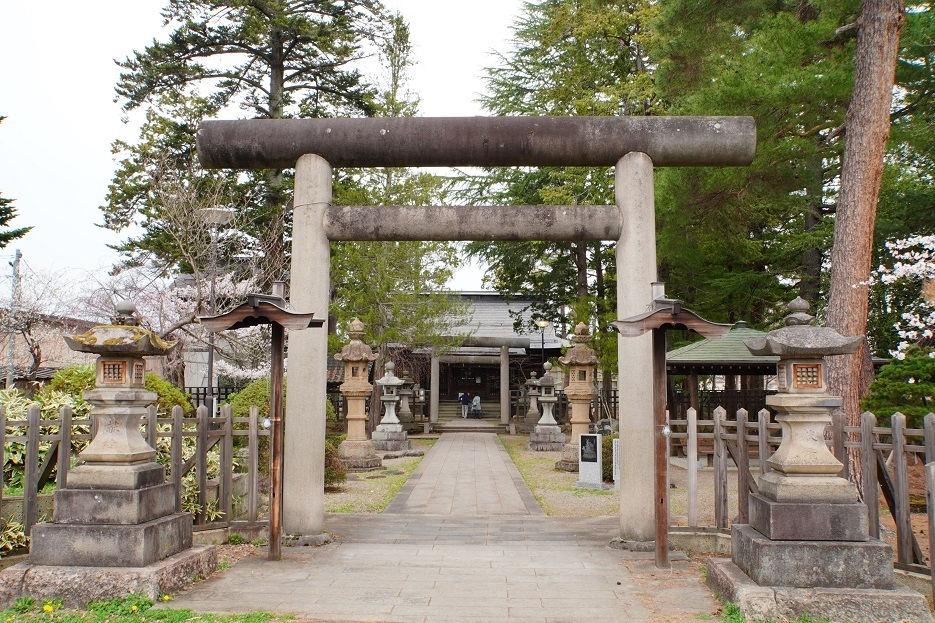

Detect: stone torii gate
[197, 116, 756, 544]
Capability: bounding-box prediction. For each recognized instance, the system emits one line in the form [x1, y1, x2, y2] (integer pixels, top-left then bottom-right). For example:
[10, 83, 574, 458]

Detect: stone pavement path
[165, 433, 718, 622]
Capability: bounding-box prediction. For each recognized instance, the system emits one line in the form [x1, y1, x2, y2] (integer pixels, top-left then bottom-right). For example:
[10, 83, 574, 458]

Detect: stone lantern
[529, 362, 564, 451]
[707, 297, 930, 623]
[4, 301, 216, 606]
[520, 371, 540, 433]
[556, 323, 598, 471]
[744, 297, 863, 502]
[334, 319, 381, 470]
[373, 361, 409, 451]
[397, 370, 415, 429]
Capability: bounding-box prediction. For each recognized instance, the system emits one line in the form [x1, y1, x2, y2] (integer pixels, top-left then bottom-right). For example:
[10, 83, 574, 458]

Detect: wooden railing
[2, 403, 269, 540]
[670, 406, 935, 599]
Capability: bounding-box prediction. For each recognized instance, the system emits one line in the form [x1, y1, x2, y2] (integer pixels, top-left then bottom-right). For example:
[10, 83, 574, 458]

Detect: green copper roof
[667, 321, 779, 366]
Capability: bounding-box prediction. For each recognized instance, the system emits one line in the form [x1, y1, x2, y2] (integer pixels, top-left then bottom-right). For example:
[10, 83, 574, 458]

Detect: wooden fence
[670, 406, 935, 597]
[2, 403, 270, 541]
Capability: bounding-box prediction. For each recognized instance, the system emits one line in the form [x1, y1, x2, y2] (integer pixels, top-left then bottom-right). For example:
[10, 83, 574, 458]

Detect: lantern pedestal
[371, 429, 409, 452]
[338, 440, 383, 470]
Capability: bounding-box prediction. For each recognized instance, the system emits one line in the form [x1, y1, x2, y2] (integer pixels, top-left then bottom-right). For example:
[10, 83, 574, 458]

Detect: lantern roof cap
[560, 323, 599, 366]
[334, 318, 377, 364]
[539, 362, 556, 388]
[64, 300, 176, 356]
[743, 298, 863, 357]
[376, 361, 404, 388]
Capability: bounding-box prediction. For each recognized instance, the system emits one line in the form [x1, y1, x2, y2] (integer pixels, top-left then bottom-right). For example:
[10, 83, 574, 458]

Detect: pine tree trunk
[825, 0, 904, 493]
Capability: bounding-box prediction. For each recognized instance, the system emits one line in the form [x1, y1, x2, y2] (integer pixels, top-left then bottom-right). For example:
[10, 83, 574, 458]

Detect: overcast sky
[0, 1, 524, 294]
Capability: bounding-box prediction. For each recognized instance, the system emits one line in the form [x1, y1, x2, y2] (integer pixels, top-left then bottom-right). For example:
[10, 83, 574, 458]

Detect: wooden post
[832, 406, 847, 479]
[0, 407, 5, 521]
[146, 405, 157, 450]
[248, 405, 259, 523]
[269, 322, 285, 560]
[653, 329, 669, 568]
[925, 413, 935, 465]
[687, 407, 698, 527]
[757, 409, 770, 477]
[861, 411, 880, 539]
[736, 408, 749, 523]
[58, 406, 72, 489]
[892, 412, 912, 563]
[24, 405, 40, 536]
[196, 404, 209, 525]
[220, 404, 233, 521]
[926, 461, 935, 605]
[714, 406, 728, 530]
[171, 405, 183, 512]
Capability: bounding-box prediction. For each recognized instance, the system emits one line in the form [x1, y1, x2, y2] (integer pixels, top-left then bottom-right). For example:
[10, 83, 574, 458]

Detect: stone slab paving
[164, 433, 718, 622]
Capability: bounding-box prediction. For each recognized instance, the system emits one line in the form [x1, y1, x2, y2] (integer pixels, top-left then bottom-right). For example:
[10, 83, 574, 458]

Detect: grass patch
[718, 601, 832, 623]
[0, 593, 296, 623]
[324, 438, 434, 514]
[498, 435, 619, 517]
[571, 488, 612, 497]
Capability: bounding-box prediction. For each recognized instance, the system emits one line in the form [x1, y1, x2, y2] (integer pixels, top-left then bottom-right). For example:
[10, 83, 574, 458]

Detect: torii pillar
[197, 116, 755, 543]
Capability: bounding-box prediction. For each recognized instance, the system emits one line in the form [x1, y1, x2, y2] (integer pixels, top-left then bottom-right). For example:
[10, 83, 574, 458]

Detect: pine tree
[0, 118, 31, 248]
[106, 0, 391, 283]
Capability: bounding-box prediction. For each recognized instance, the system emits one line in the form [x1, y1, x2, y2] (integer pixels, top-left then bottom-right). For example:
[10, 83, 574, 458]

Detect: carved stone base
[748, 493, 869, 541]
[372, 430, 409, 452]
[707, 557, 931, 623]
[30, 512, 194, 568]
[338, 439, 382, 471]
[732, 524, 893, 589]
[528, 426, 565, 451]
[0, 546, 217, 609]
[555, 442, 580, 472]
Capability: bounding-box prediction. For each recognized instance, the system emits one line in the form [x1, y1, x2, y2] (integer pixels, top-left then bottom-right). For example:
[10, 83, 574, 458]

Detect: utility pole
[6, 249, 21, 389]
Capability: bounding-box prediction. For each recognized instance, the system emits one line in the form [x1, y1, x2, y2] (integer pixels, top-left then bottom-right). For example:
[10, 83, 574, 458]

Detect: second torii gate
[197, 115, 756, 545]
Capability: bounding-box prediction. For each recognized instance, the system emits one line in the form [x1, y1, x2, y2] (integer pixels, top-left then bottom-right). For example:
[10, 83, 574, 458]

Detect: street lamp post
[201, 208, 234, 415]
[535, 319, 550, 364]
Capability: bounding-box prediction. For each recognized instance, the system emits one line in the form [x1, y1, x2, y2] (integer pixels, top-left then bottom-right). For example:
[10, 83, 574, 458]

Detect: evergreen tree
[330, 15, 470, 423]
[106, 0, 391, 282]
[862, 346, 935, 427]
[0, 118, 31, 248]
[650, 0, 862, 326]
[463, 0, 658, 398]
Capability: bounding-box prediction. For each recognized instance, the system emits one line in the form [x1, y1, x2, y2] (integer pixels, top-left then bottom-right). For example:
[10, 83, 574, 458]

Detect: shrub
[324, 436, 347, 487]
[227, 379, 346, 489]
[47, 364, 95, 394]
[145, 372, 194, 416]
[602, 433, 619, 482]
[225, 377, 272, 418]
[43, 365, 193, 416]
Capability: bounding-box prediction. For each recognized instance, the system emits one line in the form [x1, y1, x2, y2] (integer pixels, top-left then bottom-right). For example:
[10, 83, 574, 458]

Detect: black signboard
[580, 434, 598, 463]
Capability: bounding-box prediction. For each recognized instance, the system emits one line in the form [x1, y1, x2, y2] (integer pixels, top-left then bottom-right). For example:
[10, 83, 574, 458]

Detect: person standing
[459, 391, 471, 418]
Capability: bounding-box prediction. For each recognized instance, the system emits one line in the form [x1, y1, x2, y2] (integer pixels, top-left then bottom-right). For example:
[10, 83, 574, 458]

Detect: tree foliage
[107, 0, 391, 283]
[862, 346, 935, 426]
[463, 0, 658, 377]
[330, 14, 470, 388]
[0, 117, 31, 249]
